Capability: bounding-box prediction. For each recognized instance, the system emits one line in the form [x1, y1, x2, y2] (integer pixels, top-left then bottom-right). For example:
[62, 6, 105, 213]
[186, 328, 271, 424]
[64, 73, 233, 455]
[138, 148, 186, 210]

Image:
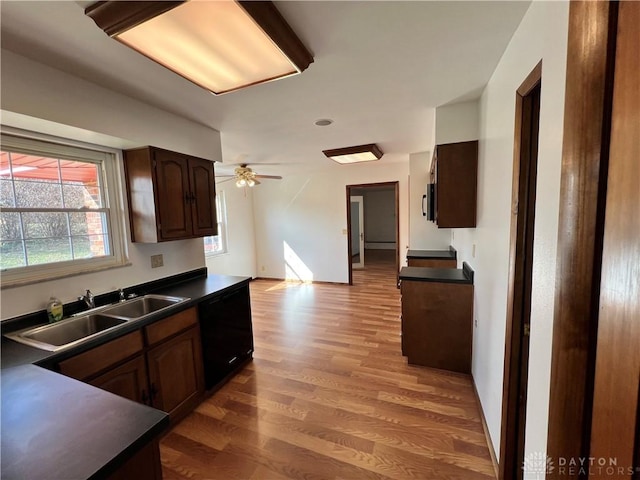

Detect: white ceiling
[0, 1, 530, 175]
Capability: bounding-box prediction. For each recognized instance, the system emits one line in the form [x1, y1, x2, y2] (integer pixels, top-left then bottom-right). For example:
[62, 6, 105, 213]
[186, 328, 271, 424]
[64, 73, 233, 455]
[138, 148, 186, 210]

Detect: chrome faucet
[79, 289, 95, 309]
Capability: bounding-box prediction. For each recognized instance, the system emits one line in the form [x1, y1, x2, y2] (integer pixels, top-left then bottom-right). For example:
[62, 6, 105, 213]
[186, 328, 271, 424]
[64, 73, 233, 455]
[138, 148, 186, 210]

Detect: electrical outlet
[342, 229, 348, 235]
[150, 254, 164, 268]
[261, 265, 265, 272]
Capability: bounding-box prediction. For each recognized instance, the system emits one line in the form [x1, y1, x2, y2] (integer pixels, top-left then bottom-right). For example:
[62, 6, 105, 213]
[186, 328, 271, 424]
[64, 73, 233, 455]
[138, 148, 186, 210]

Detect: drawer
[145, 307, 197, 346]
[58, 330, 144, 381]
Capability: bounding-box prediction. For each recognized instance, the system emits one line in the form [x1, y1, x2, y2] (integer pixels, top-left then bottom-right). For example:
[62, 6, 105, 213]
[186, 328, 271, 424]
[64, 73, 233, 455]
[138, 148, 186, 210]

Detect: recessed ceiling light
[315, 119, 333, 127]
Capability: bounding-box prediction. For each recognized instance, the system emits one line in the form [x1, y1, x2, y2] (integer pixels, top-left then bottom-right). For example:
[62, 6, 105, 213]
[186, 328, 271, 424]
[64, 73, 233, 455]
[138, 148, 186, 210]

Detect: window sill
[1, 260, 133, 290]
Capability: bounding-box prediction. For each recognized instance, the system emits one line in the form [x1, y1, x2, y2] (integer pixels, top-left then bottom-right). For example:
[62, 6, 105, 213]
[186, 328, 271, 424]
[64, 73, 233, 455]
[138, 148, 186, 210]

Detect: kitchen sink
[102, 295, 188, 319]
[5, 294, 190, 352]
[5, 314, 127, 352]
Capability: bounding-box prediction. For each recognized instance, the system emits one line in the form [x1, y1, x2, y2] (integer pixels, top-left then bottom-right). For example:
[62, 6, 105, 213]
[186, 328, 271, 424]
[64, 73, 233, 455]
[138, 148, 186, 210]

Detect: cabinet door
[436, 141, 478, 228]
[188, 157, 218, 237]
[89, 355, 149, 405]
[147, 327, 204, 421]
[199, 284, 254, 389]
[154, 149, 192, 240]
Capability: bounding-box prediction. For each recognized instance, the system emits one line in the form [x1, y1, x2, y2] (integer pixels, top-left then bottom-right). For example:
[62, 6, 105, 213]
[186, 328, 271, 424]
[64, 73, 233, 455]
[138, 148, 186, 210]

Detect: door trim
[346, 182, 399, 285]
[498, 61, 542, 480]
[546, 2, 618, 473]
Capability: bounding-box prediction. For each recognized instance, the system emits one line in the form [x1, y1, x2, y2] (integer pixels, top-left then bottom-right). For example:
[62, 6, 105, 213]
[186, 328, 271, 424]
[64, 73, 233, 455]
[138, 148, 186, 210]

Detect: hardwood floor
[160, 252, 495, 479]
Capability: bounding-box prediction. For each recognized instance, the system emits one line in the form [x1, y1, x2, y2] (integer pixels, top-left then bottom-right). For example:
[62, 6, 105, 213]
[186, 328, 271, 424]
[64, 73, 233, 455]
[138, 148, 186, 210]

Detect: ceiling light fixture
[322, 144, 384, 164]
[85, 1, 314, 95]
[234, 165, 259, 188]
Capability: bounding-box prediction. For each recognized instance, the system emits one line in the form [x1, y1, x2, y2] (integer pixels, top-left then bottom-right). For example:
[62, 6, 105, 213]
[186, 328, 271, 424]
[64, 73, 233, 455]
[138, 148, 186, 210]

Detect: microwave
[422, 184, 435, 222]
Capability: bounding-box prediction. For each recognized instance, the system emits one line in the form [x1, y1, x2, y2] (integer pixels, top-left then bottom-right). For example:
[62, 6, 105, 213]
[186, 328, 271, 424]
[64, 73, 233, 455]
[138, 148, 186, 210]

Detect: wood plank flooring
[160, 250, 495, 479]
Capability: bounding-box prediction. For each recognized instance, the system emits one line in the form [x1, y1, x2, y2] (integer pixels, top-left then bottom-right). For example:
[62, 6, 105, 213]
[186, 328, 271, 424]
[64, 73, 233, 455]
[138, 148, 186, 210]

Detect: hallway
[160, 256, 495, 479]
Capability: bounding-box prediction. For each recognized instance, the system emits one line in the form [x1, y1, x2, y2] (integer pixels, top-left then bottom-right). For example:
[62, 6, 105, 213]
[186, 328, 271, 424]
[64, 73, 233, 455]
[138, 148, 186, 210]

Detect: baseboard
[471, 374, 499, 479]
[253, 276, 348, 286]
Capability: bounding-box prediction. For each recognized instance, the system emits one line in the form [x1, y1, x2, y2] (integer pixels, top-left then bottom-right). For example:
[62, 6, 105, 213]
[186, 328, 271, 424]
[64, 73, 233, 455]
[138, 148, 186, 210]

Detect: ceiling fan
[216, 164, 283, 188]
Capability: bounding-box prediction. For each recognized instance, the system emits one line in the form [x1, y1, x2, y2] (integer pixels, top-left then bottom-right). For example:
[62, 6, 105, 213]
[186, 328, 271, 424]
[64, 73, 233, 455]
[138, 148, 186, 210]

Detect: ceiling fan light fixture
[236, 178, 247, 188]
[85, 1, 314, 95]
[322, 144, 384, 164]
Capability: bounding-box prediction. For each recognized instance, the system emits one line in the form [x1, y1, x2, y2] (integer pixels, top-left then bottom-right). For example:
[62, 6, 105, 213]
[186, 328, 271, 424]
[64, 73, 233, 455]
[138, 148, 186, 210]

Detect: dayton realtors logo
[523, 453, 639, 478]
[523, 452, 554, 479]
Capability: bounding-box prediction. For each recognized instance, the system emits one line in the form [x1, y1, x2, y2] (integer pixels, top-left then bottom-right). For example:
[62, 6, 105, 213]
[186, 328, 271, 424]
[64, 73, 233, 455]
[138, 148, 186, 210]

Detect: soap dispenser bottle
[46, 296, 63, 323]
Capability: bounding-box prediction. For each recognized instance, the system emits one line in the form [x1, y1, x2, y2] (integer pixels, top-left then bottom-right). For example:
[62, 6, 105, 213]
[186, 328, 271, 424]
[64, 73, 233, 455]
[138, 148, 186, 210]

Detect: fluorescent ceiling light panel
[85, 1, 313, 95]
[323, 144, 384, 164]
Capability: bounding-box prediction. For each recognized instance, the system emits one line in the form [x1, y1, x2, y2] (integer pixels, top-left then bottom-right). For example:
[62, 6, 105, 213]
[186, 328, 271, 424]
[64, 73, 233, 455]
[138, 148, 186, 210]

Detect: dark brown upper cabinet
[431, 140, 478, 228]
[123, 146, 217, 243]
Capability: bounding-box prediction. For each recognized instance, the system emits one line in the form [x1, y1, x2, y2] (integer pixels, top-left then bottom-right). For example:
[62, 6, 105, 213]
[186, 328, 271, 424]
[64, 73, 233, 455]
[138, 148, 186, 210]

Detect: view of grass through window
[0, 150, 110, 270]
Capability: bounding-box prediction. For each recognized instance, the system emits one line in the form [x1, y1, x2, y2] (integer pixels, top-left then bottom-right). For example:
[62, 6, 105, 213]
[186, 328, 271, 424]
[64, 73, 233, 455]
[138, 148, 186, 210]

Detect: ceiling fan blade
[253, 179, 261, 185]
[216, 174, 236, 178]
[255, 175, 283, 180]
[216, 177, 236, 184]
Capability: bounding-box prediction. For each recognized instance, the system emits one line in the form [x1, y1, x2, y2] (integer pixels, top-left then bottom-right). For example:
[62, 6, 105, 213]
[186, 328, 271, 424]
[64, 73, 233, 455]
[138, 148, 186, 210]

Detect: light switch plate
[151, 254, 164, 268]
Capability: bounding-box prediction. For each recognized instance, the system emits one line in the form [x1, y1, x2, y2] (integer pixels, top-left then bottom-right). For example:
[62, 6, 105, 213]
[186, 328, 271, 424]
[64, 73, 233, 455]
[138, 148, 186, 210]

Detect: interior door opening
[346, 182, 400, 286]
[350, 195, 365, 269]
[499, 62, 541, 480]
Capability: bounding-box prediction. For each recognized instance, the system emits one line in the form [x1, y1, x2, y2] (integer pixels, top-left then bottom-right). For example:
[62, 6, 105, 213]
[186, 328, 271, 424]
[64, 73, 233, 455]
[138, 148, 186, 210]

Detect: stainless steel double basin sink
[5, 295, 190, 352]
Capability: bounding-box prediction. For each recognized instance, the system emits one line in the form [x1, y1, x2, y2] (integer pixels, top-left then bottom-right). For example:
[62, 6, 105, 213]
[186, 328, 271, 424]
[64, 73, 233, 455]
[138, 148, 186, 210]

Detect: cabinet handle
[150, 383, 159, 401]
[228, 356, 238, 365]
[184, 192, 191, 204]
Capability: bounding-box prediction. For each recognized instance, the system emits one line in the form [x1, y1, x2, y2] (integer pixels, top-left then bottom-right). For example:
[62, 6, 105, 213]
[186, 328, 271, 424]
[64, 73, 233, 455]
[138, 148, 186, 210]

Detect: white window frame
[204, 191, 228, 257]
[0, 131, 129, 288]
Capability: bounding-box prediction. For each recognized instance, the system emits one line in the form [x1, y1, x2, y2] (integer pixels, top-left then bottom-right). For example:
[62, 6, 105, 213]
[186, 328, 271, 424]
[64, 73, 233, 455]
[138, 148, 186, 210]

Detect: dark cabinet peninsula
[406, 246, 457, 268]
[400, 262, 474, 374]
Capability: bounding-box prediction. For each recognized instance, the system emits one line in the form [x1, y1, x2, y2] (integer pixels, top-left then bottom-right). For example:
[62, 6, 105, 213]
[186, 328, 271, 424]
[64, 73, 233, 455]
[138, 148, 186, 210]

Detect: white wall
[435, 100, 480, 145]
[0, 49, 221, 162]
[362, 189, 395, 247]
[451, 0, 569, 460]
[408, 151, 451, 249]
[253, 162, 410, 283]
[205, 185, 257, 278]
[0, 50, 224, 320]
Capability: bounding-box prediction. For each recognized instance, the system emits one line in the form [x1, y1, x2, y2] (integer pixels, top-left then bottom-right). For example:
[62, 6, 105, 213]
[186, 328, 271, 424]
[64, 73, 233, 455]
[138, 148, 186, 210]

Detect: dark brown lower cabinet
[108, 440, 162, 480]
[57, 308, 204, 422]
[89, 355, 149, 404]
[401, 280, 474, 374]
[147, 326, 204, 422]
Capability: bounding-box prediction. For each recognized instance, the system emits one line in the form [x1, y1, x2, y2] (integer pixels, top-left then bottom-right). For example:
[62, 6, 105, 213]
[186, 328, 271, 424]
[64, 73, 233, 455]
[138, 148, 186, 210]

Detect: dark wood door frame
[346, 182, 400, 285]
[546, 2, 619, 477]
[499, 61, 542, 480]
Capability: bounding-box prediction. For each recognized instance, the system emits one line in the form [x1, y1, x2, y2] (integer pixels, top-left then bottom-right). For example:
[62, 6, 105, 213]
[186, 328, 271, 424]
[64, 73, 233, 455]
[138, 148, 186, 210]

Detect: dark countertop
[0, 270, 249, 480]
[1, 272, 250, 369]
[406, 247, 457, 260]
[1, 364, 169, 480]
[399, 261, 474, 284]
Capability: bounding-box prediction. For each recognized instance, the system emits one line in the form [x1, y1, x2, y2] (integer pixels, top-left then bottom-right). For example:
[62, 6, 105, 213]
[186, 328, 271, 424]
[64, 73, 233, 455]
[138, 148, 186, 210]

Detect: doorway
[346, 182, 399, 286]
[499, 62, 541, 480]
[350, 196, 365, 269]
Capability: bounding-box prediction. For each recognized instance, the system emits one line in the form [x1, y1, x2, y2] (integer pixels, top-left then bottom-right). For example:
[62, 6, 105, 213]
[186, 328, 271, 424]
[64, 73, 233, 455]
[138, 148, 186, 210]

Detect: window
[204, 191, 227, 256]
[0, 133, 127, 286]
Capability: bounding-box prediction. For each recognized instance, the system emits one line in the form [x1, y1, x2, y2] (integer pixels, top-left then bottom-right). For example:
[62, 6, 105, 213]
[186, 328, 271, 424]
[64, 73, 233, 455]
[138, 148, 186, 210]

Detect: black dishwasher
[198, 283, 254, 390]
